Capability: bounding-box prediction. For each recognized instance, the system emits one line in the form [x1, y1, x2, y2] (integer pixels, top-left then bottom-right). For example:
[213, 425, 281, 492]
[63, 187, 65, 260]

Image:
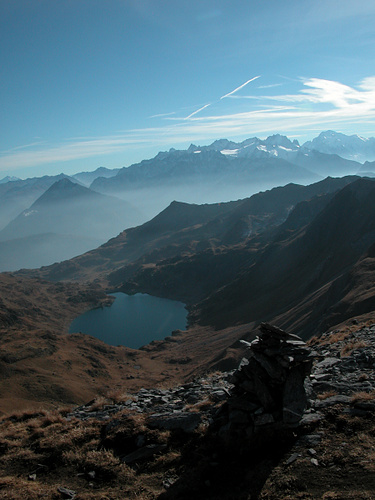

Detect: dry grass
[184, 397, 213, 413]
[341, 340, 368, 357]
[105, 388, 135, 404]
[62, 448, 122, 479]
[88, 396, 108, 411]
[0, 406, 163, 498]
[317, 390, 338, 400]
[351, 390, 375, 403]
[321, 330, 351, 345]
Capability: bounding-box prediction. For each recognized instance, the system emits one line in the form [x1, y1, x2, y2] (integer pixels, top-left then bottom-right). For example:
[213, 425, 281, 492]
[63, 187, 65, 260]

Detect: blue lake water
[69, 292, 187, 349]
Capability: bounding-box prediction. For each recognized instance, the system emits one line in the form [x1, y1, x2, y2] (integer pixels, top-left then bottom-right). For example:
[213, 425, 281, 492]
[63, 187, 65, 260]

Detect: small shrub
[106, 388, 134, 404]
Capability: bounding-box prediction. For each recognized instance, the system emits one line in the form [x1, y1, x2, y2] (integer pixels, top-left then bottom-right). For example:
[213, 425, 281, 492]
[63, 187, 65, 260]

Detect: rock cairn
[215, 323, 313, 442]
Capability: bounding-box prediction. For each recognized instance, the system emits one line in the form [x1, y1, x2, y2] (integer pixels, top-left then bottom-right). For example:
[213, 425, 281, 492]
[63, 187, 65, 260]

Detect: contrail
[220, 76, 261, 99]
[186, 103, 211, 119]
[185, 77, 261, 119]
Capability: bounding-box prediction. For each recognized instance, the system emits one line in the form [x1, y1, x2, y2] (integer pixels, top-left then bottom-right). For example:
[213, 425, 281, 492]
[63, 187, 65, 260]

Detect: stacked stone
[218, 323, 312, 441]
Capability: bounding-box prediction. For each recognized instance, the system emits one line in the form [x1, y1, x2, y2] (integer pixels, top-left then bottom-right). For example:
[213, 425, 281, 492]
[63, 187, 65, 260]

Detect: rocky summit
[1, 320, 375, 498]
[67, 321, 375, 443]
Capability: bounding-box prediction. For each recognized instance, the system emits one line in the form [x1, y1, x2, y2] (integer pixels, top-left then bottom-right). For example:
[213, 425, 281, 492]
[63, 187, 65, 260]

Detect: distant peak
[46, 178, 82, 192]
[32, 178, 94, 207]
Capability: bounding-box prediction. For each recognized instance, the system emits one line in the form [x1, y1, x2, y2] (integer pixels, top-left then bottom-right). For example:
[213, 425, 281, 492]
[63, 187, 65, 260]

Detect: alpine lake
[69, 292, 187, 349]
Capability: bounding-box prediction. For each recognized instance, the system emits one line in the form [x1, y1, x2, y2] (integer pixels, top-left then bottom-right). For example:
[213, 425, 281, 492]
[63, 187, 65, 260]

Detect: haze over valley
[0, 130, 373, 272]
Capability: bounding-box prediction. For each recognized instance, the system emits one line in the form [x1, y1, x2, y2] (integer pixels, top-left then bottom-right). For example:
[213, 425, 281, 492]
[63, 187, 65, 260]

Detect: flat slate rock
[148, 412, 201, 432]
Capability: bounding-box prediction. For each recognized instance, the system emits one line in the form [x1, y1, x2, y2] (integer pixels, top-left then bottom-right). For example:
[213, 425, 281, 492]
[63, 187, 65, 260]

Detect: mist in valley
[0, 138, 369, 274]
[0, 179, 284, 272]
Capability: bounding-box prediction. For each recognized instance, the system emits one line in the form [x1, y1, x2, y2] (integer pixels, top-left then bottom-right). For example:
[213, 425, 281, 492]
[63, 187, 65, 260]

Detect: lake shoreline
[69, 292, 188, 349]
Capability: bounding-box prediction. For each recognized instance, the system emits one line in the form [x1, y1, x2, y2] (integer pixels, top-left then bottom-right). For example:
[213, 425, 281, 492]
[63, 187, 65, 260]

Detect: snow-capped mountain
[303, 130, 375, 163]
[91, 132, 365, 204]
[91, 137, 320, 195]
[191, 134, 301, 162]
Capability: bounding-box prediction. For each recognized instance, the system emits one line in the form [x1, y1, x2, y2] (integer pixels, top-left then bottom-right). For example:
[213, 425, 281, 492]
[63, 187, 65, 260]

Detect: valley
[1, 164, 375, 413]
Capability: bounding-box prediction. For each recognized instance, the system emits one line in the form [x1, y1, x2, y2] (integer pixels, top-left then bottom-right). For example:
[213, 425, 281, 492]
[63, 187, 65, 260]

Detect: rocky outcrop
[305, 322, 375, 415]
[214, 323, 313, 443]
[67, 373, 233, 431]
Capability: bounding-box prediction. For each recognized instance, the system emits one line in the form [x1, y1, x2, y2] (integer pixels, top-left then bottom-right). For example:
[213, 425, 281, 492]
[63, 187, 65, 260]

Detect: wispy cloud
[257, 83, 283, 89]
[0, 136, 149, 170]
[1, 76, 375, 173]
[2, 140, 47, 154]
[149, 111, 176, 119]
[220, 76, 261, 99]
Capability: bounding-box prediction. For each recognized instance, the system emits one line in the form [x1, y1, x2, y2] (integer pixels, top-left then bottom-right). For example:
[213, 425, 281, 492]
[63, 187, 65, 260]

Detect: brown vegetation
[0, 272, 253, 414]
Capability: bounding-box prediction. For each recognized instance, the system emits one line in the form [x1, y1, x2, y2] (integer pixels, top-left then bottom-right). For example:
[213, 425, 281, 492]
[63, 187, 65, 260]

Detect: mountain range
[0, 173, 75, 230]
[71, 166, 121, 187]
[304, 130, 375, 162]
[1, 129, 375, 274]
[87, 131, 372, 221]
[89, 133, 360, 199]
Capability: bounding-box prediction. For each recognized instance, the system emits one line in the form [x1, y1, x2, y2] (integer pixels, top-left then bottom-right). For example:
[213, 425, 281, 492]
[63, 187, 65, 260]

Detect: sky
[1, 0, 375, 179]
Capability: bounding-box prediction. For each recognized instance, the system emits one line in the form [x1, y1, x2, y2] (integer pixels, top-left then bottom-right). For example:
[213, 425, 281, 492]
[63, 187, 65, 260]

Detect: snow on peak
[23, 210, 38, 217]
[221, 149, 239, 156]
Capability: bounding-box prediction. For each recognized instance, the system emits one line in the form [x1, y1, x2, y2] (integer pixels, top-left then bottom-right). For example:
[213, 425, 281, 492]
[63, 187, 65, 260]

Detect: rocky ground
[1, 319, 375, 498]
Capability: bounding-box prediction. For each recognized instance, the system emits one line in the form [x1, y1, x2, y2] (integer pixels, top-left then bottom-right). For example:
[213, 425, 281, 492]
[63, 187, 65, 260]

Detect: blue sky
[1, 0, 375, 179]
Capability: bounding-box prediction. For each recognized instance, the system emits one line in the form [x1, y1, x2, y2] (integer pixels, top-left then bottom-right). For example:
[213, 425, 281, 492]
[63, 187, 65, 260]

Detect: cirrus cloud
[1, 76, 375, 173]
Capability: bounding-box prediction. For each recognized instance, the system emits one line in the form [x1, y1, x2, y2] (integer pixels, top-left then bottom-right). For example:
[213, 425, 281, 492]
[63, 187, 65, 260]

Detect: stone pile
[215, 323, 313, 441]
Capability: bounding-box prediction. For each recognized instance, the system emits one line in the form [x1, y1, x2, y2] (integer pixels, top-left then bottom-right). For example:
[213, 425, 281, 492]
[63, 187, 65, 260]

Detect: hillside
[0, 271, 254, 413]
[0, 319, 375, 499]
[114, 178, 375, 339]
[4, 175, 374, 415]
[25, 176, 358, 283]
